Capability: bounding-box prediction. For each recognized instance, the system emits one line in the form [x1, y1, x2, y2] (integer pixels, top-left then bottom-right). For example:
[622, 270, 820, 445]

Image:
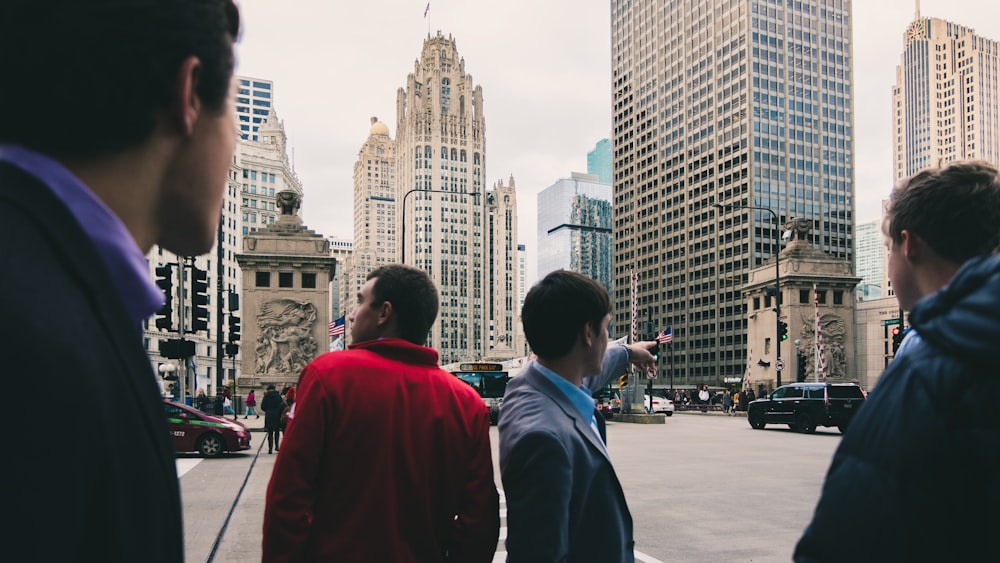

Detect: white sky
[234, 0, 1000, 285]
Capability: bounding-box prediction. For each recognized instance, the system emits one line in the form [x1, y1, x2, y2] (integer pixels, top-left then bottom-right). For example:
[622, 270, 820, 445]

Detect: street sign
[882, 318, 901, 326]
[775, 359, 785, 372]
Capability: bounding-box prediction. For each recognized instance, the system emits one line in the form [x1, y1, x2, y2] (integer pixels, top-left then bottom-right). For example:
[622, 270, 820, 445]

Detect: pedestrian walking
[261, 385, 285, 454]
[244, 389, 258, 418]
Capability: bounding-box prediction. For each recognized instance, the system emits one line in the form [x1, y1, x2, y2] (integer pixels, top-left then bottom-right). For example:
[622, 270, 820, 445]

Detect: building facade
[854, 219, 884, 300]
[337, 34, 520, 360]
[236, 76, 274, 142]
[587, 138, 613, 184]
[238, 110, 303, 237]
[537, 172, 614, 295]
[891, 13, 1000, 181]
[611, 0, 855, 387]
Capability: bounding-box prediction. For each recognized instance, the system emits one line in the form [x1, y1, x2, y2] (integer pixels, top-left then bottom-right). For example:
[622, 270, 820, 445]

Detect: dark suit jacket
[499, 346, 634, 562]
[0, 162, 183, 561]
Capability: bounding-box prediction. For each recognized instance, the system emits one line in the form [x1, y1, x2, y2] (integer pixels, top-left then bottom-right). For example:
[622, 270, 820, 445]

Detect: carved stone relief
[254, 298, 318, 375]
[797, 313, 848, 380]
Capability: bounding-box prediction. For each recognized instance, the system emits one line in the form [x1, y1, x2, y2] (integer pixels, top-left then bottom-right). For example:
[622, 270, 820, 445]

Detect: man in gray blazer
[499, 270, 657, 562]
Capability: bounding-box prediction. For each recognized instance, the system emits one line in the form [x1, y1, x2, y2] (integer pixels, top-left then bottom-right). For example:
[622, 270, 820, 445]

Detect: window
[800, 289, 810, 303]
[833, 291, 843, 305]
[255, 271, 270, 287]
[302, 273, 317, 289]
[279, 272, 293, 288]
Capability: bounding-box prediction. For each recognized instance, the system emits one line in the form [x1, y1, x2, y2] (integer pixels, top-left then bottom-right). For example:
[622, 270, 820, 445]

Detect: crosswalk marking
[175, 458, 201, 478]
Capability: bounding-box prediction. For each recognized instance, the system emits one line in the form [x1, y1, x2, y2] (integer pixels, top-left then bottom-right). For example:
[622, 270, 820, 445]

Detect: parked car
[163, 398, 251, 457]
[643, 394, 675, 416]
[593, 386, 622, 418]
[747, 382, 866, 434]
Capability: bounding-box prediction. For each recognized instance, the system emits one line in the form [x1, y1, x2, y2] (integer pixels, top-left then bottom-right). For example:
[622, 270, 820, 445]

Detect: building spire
[915, 0, 920, 19]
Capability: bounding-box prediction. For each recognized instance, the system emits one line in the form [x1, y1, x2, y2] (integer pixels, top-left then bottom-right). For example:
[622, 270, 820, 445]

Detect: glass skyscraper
[611, 0, 855, 386]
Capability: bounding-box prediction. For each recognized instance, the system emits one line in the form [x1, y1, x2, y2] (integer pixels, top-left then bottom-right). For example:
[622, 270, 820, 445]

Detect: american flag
[656, 327, 673, 344]
[329, 315, 345, 338]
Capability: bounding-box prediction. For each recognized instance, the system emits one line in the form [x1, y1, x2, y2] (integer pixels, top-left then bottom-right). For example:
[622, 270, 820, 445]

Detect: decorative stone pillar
[235, 190, 337, 395]
[743, 218, 861, 392]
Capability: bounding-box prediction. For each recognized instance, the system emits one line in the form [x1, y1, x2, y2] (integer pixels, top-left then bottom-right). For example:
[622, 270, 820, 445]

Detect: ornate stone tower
[743, 219, 861, 393]
[235, 190, 337, 394]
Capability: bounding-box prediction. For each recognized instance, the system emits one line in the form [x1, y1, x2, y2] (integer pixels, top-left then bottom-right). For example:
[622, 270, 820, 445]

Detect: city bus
[448, 362, 509, 424]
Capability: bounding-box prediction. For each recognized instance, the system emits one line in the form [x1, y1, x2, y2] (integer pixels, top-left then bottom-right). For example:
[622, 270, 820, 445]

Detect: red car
[163, 398, 251, 457]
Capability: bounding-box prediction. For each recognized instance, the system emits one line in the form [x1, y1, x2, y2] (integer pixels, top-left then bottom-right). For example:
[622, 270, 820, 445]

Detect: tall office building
[854, 219, 884, 300]
[394, 32, 519, 364]
[537, 172, 613, 294]
[345, 116, 398, 326]
[611, 0, 855, 386]
[891, 12, 1000, 179]
[328, 236, 354, 320]
[587, 138, 613, 184]
[236, 76, 274, 141]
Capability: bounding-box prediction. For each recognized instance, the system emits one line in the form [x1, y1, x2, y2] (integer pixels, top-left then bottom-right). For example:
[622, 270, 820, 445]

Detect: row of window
[255, 271, 319, 289]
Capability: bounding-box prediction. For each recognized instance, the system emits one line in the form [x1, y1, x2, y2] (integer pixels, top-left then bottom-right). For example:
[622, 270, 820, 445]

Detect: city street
[179, 413, 842, 562]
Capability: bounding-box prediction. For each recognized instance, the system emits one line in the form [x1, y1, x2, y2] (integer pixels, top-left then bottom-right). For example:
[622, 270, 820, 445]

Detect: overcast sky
[234, 0, 1000, 284]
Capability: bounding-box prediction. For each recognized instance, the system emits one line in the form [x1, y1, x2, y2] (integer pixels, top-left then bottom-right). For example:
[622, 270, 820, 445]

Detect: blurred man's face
[884, 229, 919, 311]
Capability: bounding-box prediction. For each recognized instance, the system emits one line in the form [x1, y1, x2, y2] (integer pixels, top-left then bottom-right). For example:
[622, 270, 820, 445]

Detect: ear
[899, 229, 923, 263]
[376, 300, 394, 326]
[579, 321, 595, 349]
[170, 56, 203, 136]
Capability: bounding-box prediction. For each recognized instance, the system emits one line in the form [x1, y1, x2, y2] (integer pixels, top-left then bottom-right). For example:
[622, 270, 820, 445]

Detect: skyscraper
[891, 12, 1000, 179]
[537, 172, 613, 294]
[394, 32, 519, 364]
[236, 76, 274, 142]
[854, 219, 884, 300]
[587, 138, 613, 184]
[346, 116, 397, 326]
[611, 0, 855, 386]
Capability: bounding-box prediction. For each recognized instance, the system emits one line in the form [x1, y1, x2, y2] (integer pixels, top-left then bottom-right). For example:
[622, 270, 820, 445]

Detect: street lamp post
[714, 202, 784, 387]
[400, 188, 480, 264]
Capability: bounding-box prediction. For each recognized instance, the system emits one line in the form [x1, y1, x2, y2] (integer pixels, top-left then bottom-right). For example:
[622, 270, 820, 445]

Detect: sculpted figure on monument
[254, 299, 318, 374]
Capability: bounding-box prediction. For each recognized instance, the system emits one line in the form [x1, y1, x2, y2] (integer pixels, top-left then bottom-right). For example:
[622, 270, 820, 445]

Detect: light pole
[400, 188, 480, 264]
[714, 202, 784, 387]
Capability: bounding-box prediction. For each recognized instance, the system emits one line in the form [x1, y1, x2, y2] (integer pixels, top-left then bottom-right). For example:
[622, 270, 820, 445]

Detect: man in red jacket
[263, 264, 500, 562]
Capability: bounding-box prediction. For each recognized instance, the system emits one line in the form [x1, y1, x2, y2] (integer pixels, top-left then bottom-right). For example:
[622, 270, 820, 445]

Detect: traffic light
[778, 320, 789, 341]
[228, 315, 241, 343]
[154, 265, 173, 331]
[891, 327, 904, 354]
[191, 267, 209, 332]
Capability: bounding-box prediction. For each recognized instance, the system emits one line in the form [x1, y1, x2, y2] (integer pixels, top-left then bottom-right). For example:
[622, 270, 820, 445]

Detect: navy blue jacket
[0, 163, 183, 561]
[795, 254, 1000, 562]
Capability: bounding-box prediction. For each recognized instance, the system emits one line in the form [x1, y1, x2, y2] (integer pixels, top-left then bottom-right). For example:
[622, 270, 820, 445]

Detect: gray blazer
[499, 345, 634, 562]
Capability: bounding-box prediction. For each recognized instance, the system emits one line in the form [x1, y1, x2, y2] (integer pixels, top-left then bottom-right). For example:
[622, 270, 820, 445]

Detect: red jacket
[263, 338, 500, 562]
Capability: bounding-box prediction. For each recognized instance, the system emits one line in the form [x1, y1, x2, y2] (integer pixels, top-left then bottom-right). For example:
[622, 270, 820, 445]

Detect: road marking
[176, 458, 201, 478]
[496, 489, 661, 562]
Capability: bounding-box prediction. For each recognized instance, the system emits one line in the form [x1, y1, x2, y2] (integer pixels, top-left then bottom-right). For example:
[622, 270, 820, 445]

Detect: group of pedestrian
[8, 1, 999, 560]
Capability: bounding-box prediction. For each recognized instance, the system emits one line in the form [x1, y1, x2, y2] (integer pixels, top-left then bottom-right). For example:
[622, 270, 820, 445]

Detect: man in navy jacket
[795, 162, 1000, 561]
[0, 1, 241, 560]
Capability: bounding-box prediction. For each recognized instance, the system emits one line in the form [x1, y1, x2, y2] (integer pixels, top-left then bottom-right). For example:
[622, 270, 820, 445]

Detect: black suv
[747, 382, 866, 434]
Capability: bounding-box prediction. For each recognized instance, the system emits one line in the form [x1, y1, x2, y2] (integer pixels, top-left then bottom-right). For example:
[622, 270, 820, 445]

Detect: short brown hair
[367, 265, 439, 345]
[521, 270, 611, 360]
[884, 160, 1000, 262]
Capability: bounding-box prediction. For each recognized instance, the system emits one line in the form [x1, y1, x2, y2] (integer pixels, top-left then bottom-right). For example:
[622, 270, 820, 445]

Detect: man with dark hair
[499, 270, 658, 562]
[0, 1, 240, 560]
[264, 264, 500, 562]
[880, 160, 1000, 357]
[795, 161, 1000, 562]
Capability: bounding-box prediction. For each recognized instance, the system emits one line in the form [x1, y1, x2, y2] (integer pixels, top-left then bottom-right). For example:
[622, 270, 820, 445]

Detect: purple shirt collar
[0, 144, 164, 332]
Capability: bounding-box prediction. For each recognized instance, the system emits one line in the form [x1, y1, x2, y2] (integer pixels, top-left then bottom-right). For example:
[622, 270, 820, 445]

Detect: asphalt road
[178, 413, 842, 562]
